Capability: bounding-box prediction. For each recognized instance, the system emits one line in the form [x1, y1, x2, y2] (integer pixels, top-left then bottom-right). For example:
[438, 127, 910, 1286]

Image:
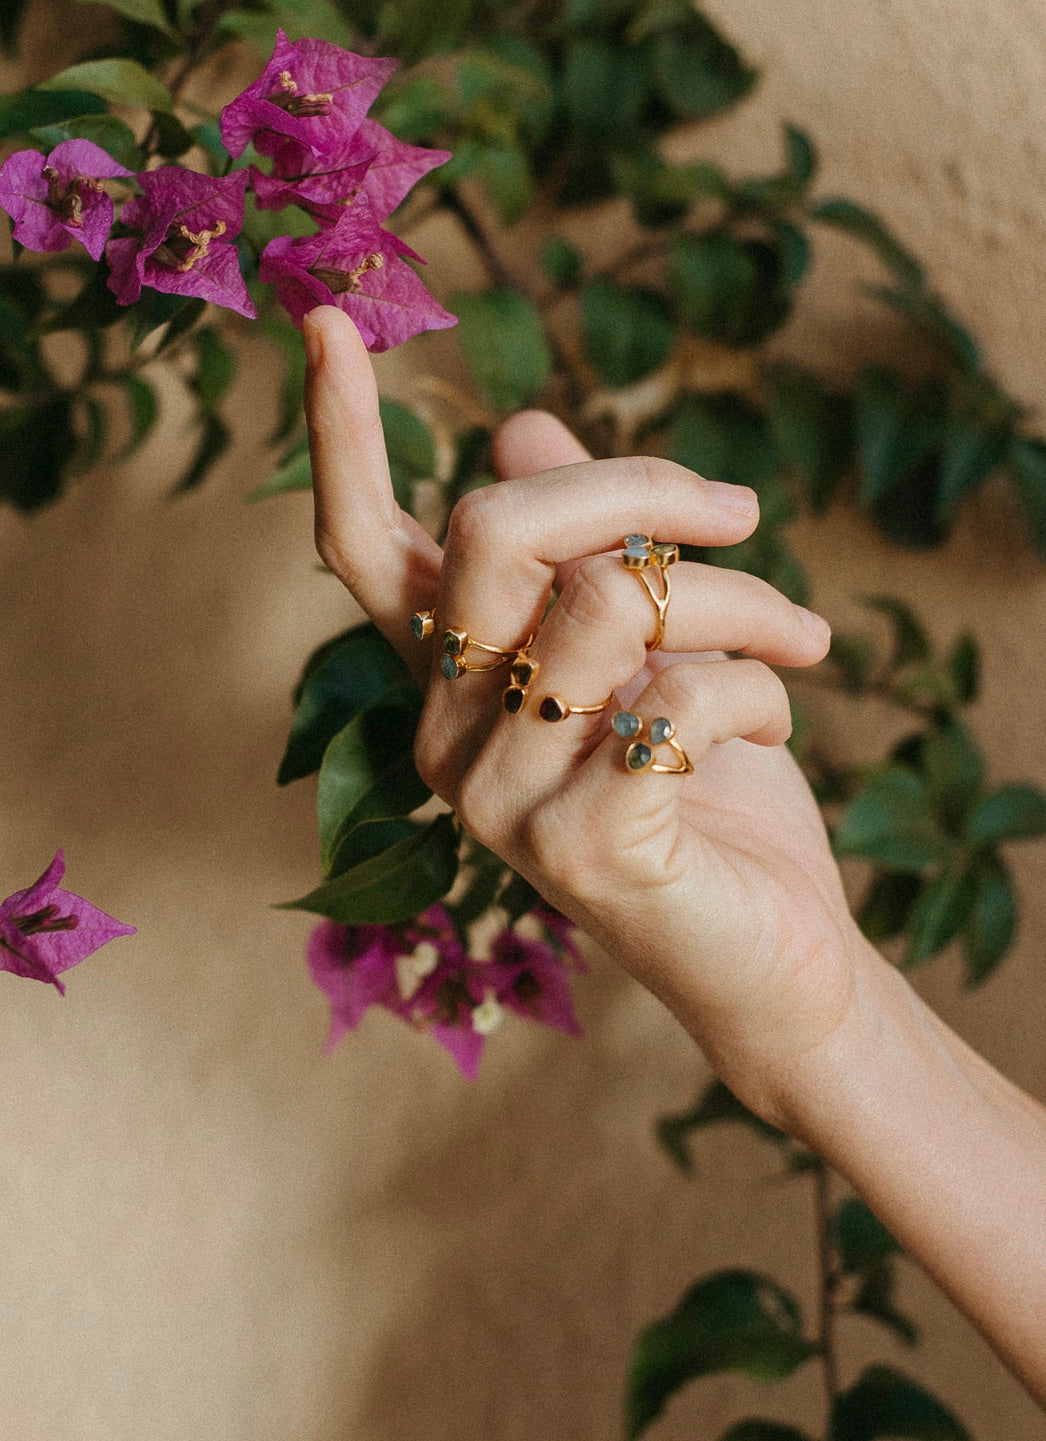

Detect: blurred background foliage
[2, 0, 1044, 1434]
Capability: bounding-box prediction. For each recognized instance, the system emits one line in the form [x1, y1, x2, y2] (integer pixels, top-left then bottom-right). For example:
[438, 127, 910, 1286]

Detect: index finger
[304, 306, 442, 672]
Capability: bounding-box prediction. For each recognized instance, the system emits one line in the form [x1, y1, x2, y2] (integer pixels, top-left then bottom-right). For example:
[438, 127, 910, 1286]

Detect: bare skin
[303, 304, 1046, 1402]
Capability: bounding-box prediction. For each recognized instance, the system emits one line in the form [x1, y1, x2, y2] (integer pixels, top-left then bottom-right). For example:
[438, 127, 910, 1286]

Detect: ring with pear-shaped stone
[612, 709, 693, 775]
[621, 534, 679, 651]
[535, 690, 614, 723]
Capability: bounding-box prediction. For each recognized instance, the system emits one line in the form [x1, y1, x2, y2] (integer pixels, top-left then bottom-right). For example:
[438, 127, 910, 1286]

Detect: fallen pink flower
[220, 28, 397, 161]
[106, 166, 255, 318]
[251, 120, 450, 224]
[0, 850, 135, 993]
[0, 139, 131, 261]
[259, 195, 455, 349]
[479, 927, 583, 1037]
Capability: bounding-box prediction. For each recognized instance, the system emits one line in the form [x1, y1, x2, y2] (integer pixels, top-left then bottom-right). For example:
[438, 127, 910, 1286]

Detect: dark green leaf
[117, 373, 160, 457]
[541, 236, 582, 290]
[247, 436, 311, 501]
[279, 623, 418, 785]
[669, 391, 777, 489]
[498, 869, 539, 924]
[835, 1197, 901, 1273]
[30, 113, 141, 169]
[453, 289, 551, 412]
[278, 812, 459, 925]
[834, 769, 951, 870]
[75, 0, 179, 34]
[449, 845, 508, 930]
[644, 5, 757, 119]
[175, 412, 229, 492]
[656, 1079, 785, 1171]
[670, 231, 790, 347]
[767, 365, 852, 509]
[562, 39, 648, 141]
[811, 199, 924, 289]
[853, 369, 943, 508]
[72, 394, 107, 473]
[318, 700, 429, 875]
[0, 89, 105, 140]
[256, 316, 306, 444]
[190, 326, 235, 413]
[904, 866, 977, 966]
[857, 869, 923, 942]
[1007, 435, 1046, 557]
[474, 143, 533, 227]
[39, 59, 173, 112]
[935, 412, 1010, 523]
[129, 292, 205, 351]
[0, 395, 77, 510]
[150, 108, 195, 158]
[946, 631, 979, 704]
[612, 148, 730, 228]
[43, 263, 125, 334]
[580, 279, 673, 388]
[963, 851, 1016, 985]
[967, 784, 1046, 846]
[830, 1365, 971, 1441]
[784, 124, 817, 187]
[627, 1270, 817, 1439]
[380, 397, 436, 510]
[869, 286, 980, 373]
[851, 1266, 919, 1347]
[375, 76, 457, 144]
[921, 720, 985, 832]
[859, 595, 931, 670]
[326, 817, 420, 874]
[824, 632, 877, 692]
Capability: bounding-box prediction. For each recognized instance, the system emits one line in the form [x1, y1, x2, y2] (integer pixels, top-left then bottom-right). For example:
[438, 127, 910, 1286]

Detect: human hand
[304, 305, 864, 1125]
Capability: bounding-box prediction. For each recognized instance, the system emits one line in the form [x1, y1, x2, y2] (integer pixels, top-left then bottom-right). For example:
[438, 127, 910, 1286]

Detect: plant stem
[142, 0, 238, 156]
[813, 1161, 841, 1426]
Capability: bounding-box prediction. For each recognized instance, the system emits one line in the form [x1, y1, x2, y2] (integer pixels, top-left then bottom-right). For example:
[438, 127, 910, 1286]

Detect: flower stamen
[271, 70, 334, 117]
[311, 252, 385, 294]
[154, 219, 227, 272]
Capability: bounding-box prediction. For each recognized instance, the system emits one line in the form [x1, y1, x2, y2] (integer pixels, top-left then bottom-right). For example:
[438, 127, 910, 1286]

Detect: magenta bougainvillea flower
[251, 120, 450, 224]
[259, 194, 455, 348]
[0, 139, 131, 261]
[106, 167, 255, 318]
[219, 29, 397, 161]
[0, 851, 135, 994]
[307, 903, 582, 1079]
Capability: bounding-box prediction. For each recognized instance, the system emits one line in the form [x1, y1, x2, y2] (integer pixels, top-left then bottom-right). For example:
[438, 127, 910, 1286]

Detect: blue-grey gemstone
[626, 742, 652, 771]
[650, 717, 673, 744]
[409, 614, 425, 640]
[624, 533, 650, 548]
[612, 710, 640, 738]
[623, 544, 650, 564]
[440, 654, 461, 680]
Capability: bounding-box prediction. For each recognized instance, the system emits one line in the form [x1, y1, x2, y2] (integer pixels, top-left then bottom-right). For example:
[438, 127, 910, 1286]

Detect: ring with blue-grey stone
[621, 534, 679, 651]
[439, 626, 531, 681]
[612, 709, 693, 774]
[409, 609, 437, 641]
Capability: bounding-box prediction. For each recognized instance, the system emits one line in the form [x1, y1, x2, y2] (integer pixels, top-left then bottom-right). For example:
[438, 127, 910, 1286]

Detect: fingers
[492, 410, 593, 478]
[304, 306, 441, 672]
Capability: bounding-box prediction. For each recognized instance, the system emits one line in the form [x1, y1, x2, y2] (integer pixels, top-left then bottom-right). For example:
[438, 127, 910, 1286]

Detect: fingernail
[796, 606, 831, 644]
[707, 480, 758, 516]
[303, 311, 323, 369]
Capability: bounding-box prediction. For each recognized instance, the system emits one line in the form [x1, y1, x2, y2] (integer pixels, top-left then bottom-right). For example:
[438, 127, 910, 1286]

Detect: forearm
[776, 937, 1046, 1402]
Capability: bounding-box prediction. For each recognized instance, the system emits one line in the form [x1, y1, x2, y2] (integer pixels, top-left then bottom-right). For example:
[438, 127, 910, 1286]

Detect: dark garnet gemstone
[503, 686, 526, 714]
[539, 695, 567, 722]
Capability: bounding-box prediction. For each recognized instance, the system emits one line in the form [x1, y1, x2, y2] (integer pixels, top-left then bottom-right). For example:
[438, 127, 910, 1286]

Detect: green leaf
[719, 1424, 814, 1441]
[850, 1267, 919, 1348]
[175, 411, 229, 492]
[859, 595, 931, 670]
[784, 124, 817, 187]
[967, 784, 1046, 846]
[656, 1079, 785, 1171]
[190, 326, 235, 413]
[1007, 435, 1046, 557]
[834, 1198, 901, 1273]
[279, 623, 418, 785]
[946, 630, 979, 704]
[0, 88, 106, 139]
[117, 373, 160, 458]
[766, 365, 852, 509]
[39, 59, 173, 112]
[669, 391, 777, 489]
[811, 199, 924, 289]
[562, 39, 648, 141]
[904, 865, 977, 967]
[318, 700, 429, 875]
[150, 108, 195, 158]
[642, 5, 757, 119]
[857, 870, 923, 942]
[278, 812, 459, 925]
[627, 1270, 817, 1439]
[934, 411, 1010, 523]
[825, 631, 877, 692]
[580, 279, 673, 388]
[869, 286, 980, 373]
[72, 394, 107, 473]
[541, 236, 582, 290]
[0, 396, 79, 509]
[853, 369, 941, 507]
[248, 436, 311, 501]
[921, 719, 985, 833]
[75, 0, 179, 34]
[256, 316, 306, 444]
[474, 143, 533, 227]
[30, 112, 141, 169]
[380, 397, 436, 510]
[670, 231, 790, 347]
[830, 1365, 971, 1441]
[129, 291, 206, 351]
[834, 769, 951, 870]
[453, 289, 551, 413]
[963, 851, 1017, 985]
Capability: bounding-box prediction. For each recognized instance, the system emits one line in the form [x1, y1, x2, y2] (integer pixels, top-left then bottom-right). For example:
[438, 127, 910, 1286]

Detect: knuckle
[558, 556, 626, 631]
[413, 724, 453, 803]
[455, 766, 505, 851]
[443, 485, 502, 560]
[521, 801, 598, 901]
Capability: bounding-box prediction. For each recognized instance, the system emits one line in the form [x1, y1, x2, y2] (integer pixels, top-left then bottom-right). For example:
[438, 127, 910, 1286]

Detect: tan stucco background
[2, 2, 1046, 1437]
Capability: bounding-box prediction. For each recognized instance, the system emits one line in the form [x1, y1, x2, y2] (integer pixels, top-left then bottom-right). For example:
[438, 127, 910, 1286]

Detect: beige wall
[1, 2, 1045, 1437]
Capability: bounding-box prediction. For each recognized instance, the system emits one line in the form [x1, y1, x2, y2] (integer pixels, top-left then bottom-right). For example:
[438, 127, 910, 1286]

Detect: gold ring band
[622, 535, 679, 651]
[537, 692, 613, 723]
[439, 626, 533, 680]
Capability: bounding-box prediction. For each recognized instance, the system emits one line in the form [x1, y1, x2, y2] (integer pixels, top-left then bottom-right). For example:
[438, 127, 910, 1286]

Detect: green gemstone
[612, 710, 640, 738]
[443, 630, 465, 656]
[626, 741, 652, 771]
[440, 654, 462, 680]
[650, 717, 673, 744]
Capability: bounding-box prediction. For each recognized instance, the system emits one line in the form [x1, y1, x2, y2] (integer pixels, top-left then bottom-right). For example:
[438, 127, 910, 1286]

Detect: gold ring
[612, 710, 692, 774]
[502, 653, 539, 714]
[537, 691, 613, 723]
[409, 609, 437, 641]
[439, 626, 532, 680]
[622, 535, 679, 651]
